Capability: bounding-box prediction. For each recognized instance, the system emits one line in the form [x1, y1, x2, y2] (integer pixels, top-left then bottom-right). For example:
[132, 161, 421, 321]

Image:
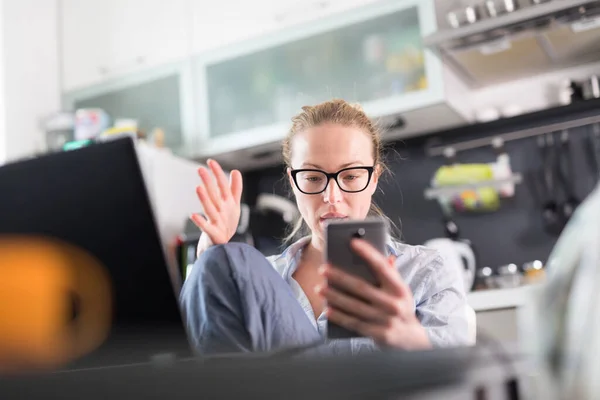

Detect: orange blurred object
[0, 236, 113, 373]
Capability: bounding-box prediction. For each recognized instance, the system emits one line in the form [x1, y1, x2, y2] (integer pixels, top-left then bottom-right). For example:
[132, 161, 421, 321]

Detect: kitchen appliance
[425, 1, 600, 86]
[425, 194, 478, 292]
[424, 237, 477, 291]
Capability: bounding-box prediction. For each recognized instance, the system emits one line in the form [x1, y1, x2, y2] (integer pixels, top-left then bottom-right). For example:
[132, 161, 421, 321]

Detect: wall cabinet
[62, 0, 471, 171]
[60, 0, 191, 91]
[190, 0, 379, 54]
[190, 0, 469, 170]
[62, 62, 196, 155]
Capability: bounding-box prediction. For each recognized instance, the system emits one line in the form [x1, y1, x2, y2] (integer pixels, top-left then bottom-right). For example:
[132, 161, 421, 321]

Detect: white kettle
[424, 238, 477, 291]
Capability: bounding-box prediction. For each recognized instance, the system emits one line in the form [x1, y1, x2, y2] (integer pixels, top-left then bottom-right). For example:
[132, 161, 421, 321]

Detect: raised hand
[191, 159, 243, 246]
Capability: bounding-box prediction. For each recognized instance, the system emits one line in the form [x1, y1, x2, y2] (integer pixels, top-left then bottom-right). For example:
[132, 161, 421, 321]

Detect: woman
[180, 99, 470, 356]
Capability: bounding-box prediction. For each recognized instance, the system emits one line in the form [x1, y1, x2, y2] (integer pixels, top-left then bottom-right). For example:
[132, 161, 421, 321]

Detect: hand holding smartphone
[324, 218, 387, 339]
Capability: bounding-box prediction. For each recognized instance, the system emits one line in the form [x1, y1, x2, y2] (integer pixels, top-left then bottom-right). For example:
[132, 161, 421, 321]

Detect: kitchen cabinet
[467, 285, 542, 351]
[189, 0, 470, 170]
[61, 0, 471, 170]
[62, 61, 196, 156]
[60, 0, 191, 92]
[190, 0, 379, 54]
[191, 0, 282, 53]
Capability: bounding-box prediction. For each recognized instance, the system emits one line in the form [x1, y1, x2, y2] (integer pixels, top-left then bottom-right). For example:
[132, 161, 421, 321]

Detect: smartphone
[324, 217, 388, 339]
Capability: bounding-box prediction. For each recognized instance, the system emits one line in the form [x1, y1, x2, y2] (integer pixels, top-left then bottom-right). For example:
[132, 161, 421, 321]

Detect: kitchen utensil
[521, 260, 546, 285]
[491, 137, 516, 198]
[447, 5, 484, 29]
[555, 130, 580, 222]
[485, 0, 518, 18]
[495, 263, 522, 288]
[475, 266, 495, 290]
[585, 124, 600, 184]
[538, 134, 566, 235]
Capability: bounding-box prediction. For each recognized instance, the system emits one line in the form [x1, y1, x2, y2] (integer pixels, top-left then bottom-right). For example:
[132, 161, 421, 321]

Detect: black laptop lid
[0, 137, 192, 369]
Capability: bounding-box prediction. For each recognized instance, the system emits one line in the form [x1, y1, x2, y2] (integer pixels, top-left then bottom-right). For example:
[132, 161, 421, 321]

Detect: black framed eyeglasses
[291, 166, 375, 195]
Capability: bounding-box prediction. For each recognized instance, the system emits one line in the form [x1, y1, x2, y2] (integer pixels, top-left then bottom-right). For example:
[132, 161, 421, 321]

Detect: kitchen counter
[467, 284, 543, 312]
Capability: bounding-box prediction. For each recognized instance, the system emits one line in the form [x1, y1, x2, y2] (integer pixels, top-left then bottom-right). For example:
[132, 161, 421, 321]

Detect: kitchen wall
[0, 0, 61, 165]
[0, 1, 5, 165]
[242, 103, 600, 269]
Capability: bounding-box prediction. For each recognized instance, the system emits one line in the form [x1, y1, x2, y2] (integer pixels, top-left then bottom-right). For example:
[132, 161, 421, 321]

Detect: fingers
[350, 239, 409, 297]
[190, 213, 222, 244]
[317, 285, 389, 324]
[190, 213, 212, 234]
[388, 254, 397, 267]
[207, 159, 231, 201]
[229, 169, 243, 204]
[198, 166, 221, 211]
[326, 307, 381, 339]
[196, 185, 219, 222]
[327, 307, 431, 350]
[320, 265, 408, 318]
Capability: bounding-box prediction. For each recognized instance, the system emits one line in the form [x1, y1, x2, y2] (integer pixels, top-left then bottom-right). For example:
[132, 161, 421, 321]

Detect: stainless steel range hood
[425, 0, 600, 87]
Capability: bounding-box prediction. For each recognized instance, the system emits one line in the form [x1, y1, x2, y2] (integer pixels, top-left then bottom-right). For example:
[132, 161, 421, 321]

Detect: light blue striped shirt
[266, 236, 471, 354]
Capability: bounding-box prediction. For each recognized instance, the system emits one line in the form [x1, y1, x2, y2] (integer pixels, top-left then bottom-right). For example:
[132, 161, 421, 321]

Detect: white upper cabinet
[187, 0, 471, 171]
[190, 0, 378, 54]
[191, 0, 286, 53]
[60, 0, 191, 92]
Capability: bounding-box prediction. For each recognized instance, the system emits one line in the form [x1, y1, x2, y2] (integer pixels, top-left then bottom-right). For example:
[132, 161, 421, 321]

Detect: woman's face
[287, 123, 379, 249]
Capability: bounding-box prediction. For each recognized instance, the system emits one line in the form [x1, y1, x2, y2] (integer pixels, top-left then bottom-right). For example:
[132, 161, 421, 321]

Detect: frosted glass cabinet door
[63, 63, 196, 157]
[197, 2, 427, 141]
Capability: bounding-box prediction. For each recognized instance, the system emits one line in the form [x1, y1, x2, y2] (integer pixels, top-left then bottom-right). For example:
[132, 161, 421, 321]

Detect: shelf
[467, 285, 542, 312]
[424, 0, 600, 86]
[424, 174, 523, 200]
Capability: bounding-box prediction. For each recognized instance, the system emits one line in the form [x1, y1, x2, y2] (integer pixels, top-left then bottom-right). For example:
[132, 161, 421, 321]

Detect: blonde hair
[281, 98, 397, 243]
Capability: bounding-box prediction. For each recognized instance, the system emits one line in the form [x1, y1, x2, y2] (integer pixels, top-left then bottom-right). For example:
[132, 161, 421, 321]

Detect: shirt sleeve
[397, 247, 471, 348]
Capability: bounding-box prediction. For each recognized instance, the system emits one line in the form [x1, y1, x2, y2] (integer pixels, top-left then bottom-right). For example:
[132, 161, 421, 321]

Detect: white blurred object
[500, 104, 523, 118]
[135, 141, 208, 292]
[255, 193, 299, 224]
[424, 237, 476, 291]
[465, 304, 477, 346]
[491, 137, 516, 197]
[475, 108, 500, 123]
[532, 181, 600, 400]
[74, 108, 110, 140]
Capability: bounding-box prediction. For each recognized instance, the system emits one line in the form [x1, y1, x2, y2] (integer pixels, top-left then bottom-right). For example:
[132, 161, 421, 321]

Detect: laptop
[0, 137, 194, 370]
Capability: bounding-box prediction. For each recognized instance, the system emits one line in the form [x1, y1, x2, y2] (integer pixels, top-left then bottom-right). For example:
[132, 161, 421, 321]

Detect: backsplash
[242, 106, 600, 270]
